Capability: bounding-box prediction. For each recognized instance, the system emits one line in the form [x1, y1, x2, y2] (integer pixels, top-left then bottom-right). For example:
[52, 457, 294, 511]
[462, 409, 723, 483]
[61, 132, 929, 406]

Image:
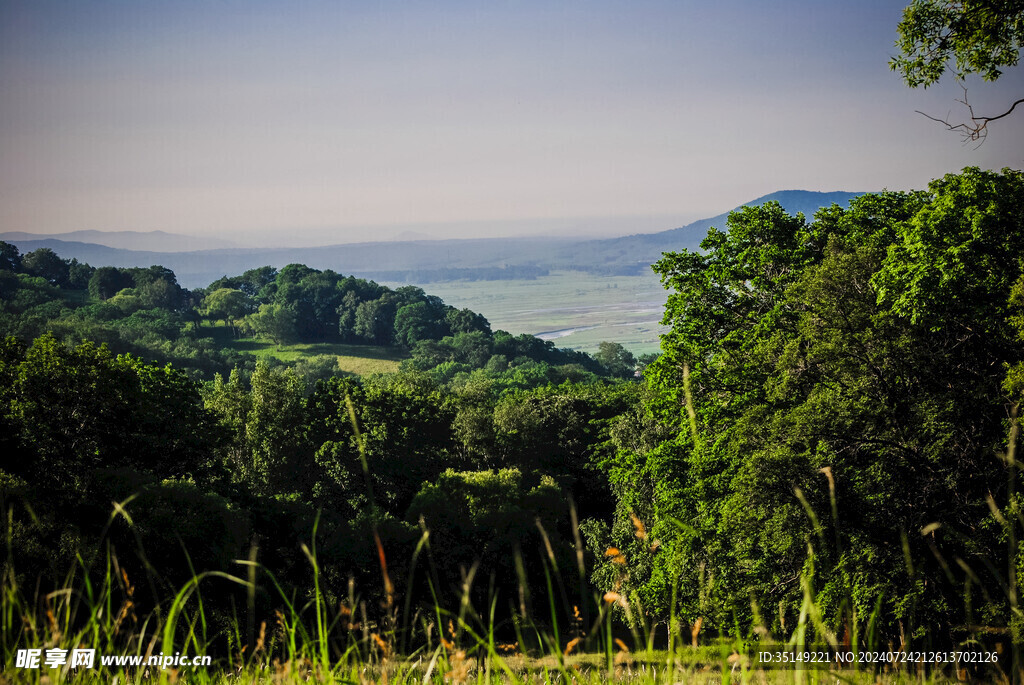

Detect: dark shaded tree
[21, 248, 69, 286]
[88, 266, 134, 300]
[0, 241, 21, 272]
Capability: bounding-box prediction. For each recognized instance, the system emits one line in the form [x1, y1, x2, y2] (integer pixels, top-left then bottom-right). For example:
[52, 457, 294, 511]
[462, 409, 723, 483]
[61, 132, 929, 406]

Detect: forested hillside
[0, 244, 642, 641]
[0, 249, 613, 381]
[2, 168, 1023, 672]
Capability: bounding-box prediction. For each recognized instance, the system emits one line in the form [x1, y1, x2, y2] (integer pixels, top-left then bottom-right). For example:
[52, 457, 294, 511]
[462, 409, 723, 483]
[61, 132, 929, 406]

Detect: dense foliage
[2, 167, 1023, 661]
[892, 0, 1024, 87]
[0, 252, 636, 646]
[0, 258, 248, 378]
[0, 335, 635, 636]
[594, 167, 1024, 648]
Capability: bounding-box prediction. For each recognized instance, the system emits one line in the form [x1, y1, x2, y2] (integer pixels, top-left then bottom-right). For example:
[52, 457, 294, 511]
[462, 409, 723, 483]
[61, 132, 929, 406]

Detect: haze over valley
[1, 189, 864, 353]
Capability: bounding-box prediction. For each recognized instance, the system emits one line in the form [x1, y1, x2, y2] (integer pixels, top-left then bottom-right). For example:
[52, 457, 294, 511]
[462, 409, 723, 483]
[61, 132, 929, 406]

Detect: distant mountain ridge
[2, 189, 868, 288]
[0, 229, 239, 252]
[543, 190, 865, 273]
[614, 190, 864, 246]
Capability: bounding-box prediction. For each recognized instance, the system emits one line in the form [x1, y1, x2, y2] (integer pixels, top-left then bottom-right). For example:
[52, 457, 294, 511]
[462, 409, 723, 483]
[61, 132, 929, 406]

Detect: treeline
[207, 263, 603, 379]
[0, 249, 245, 377]
[0, 247, 619, 380]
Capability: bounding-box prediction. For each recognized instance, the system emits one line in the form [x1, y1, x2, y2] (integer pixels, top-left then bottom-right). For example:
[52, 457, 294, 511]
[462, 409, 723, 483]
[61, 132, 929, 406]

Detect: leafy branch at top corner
[890, 0, 1024, 143]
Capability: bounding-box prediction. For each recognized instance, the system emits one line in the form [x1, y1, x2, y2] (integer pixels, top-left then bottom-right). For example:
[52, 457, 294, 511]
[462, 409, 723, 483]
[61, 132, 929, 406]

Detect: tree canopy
[595, 167, 1024, 645]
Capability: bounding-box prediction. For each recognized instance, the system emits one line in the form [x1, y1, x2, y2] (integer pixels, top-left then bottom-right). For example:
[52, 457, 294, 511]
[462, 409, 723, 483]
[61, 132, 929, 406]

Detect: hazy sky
[1, 0, 1022, 246]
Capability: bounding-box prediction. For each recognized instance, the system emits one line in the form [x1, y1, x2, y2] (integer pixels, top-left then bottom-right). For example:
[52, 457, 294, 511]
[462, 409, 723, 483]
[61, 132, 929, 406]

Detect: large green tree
[20, 248, 69, 286]
[0, 241, 20, 272]
[616, 168, 1024, 645]
[88, 266, 134, 300]
[243, 360, 310, 497]
[246, 303, 299, 348]
[593, 341, 636, 378]
[201, 287, 253, 330]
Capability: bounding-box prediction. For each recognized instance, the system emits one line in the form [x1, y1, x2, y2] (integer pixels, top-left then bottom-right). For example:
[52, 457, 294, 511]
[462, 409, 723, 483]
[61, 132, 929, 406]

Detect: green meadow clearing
[203, 321, 407, 375]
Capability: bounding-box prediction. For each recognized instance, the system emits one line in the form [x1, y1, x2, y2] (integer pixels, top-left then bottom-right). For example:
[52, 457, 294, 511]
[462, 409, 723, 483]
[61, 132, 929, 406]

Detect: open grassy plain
[389, 270, 670, 356]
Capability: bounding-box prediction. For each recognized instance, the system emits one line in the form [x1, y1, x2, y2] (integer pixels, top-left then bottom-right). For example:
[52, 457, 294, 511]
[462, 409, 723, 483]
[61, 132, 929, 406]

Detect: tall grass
[4, 505, 1009, 683]
[2, 399, 1019, 683]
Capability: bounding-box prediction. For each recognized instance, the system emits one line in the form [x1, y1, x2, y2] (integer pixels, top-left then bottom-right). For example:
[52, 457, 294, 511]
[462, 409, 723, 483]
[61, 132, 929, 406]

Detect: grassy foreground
[2, 507, 1009, 685]
[0, 565, 988, 684]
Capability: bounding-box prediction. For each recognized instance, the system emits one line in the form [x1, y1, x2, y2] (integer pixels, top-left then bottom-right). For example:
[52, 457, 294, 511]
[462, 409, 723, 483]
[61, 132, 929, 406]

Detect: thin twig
[916, 83, 1024, 146]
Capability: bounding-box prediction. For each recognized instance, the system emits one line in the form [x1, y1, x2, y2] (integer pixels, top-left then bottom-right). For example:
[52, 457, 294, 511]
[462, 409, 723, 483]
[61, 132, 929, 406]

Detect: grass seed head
[605, 547, 626, 565]
[254, 620, 267, 654]
[121, 568, 134, 597]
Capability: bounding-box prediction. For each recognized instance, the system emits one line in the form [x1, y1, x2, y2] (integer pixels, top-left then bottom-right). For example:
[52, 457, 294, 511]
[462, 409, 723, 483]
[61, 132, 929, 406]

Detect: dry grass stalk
[630, 512, 647, 540]
[254, 620, 267, 655]
[371, 632, 391, 658]
[444, 649, 471, 685]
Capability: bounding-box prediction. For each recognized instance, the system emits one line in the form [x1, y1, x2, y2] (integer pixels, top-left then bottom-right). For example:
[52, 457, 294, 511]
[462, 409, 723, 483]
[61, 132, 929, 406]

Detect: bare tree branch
[976, 97, 1024, 124]
[917, 83, 1024, 146]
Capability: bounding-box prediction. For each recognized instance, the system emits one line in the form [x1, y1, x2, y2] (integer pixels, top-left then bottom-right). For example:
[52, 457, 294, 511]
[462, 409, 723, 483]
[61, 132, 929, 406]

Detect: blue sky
[1, 0, 1021, 245]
